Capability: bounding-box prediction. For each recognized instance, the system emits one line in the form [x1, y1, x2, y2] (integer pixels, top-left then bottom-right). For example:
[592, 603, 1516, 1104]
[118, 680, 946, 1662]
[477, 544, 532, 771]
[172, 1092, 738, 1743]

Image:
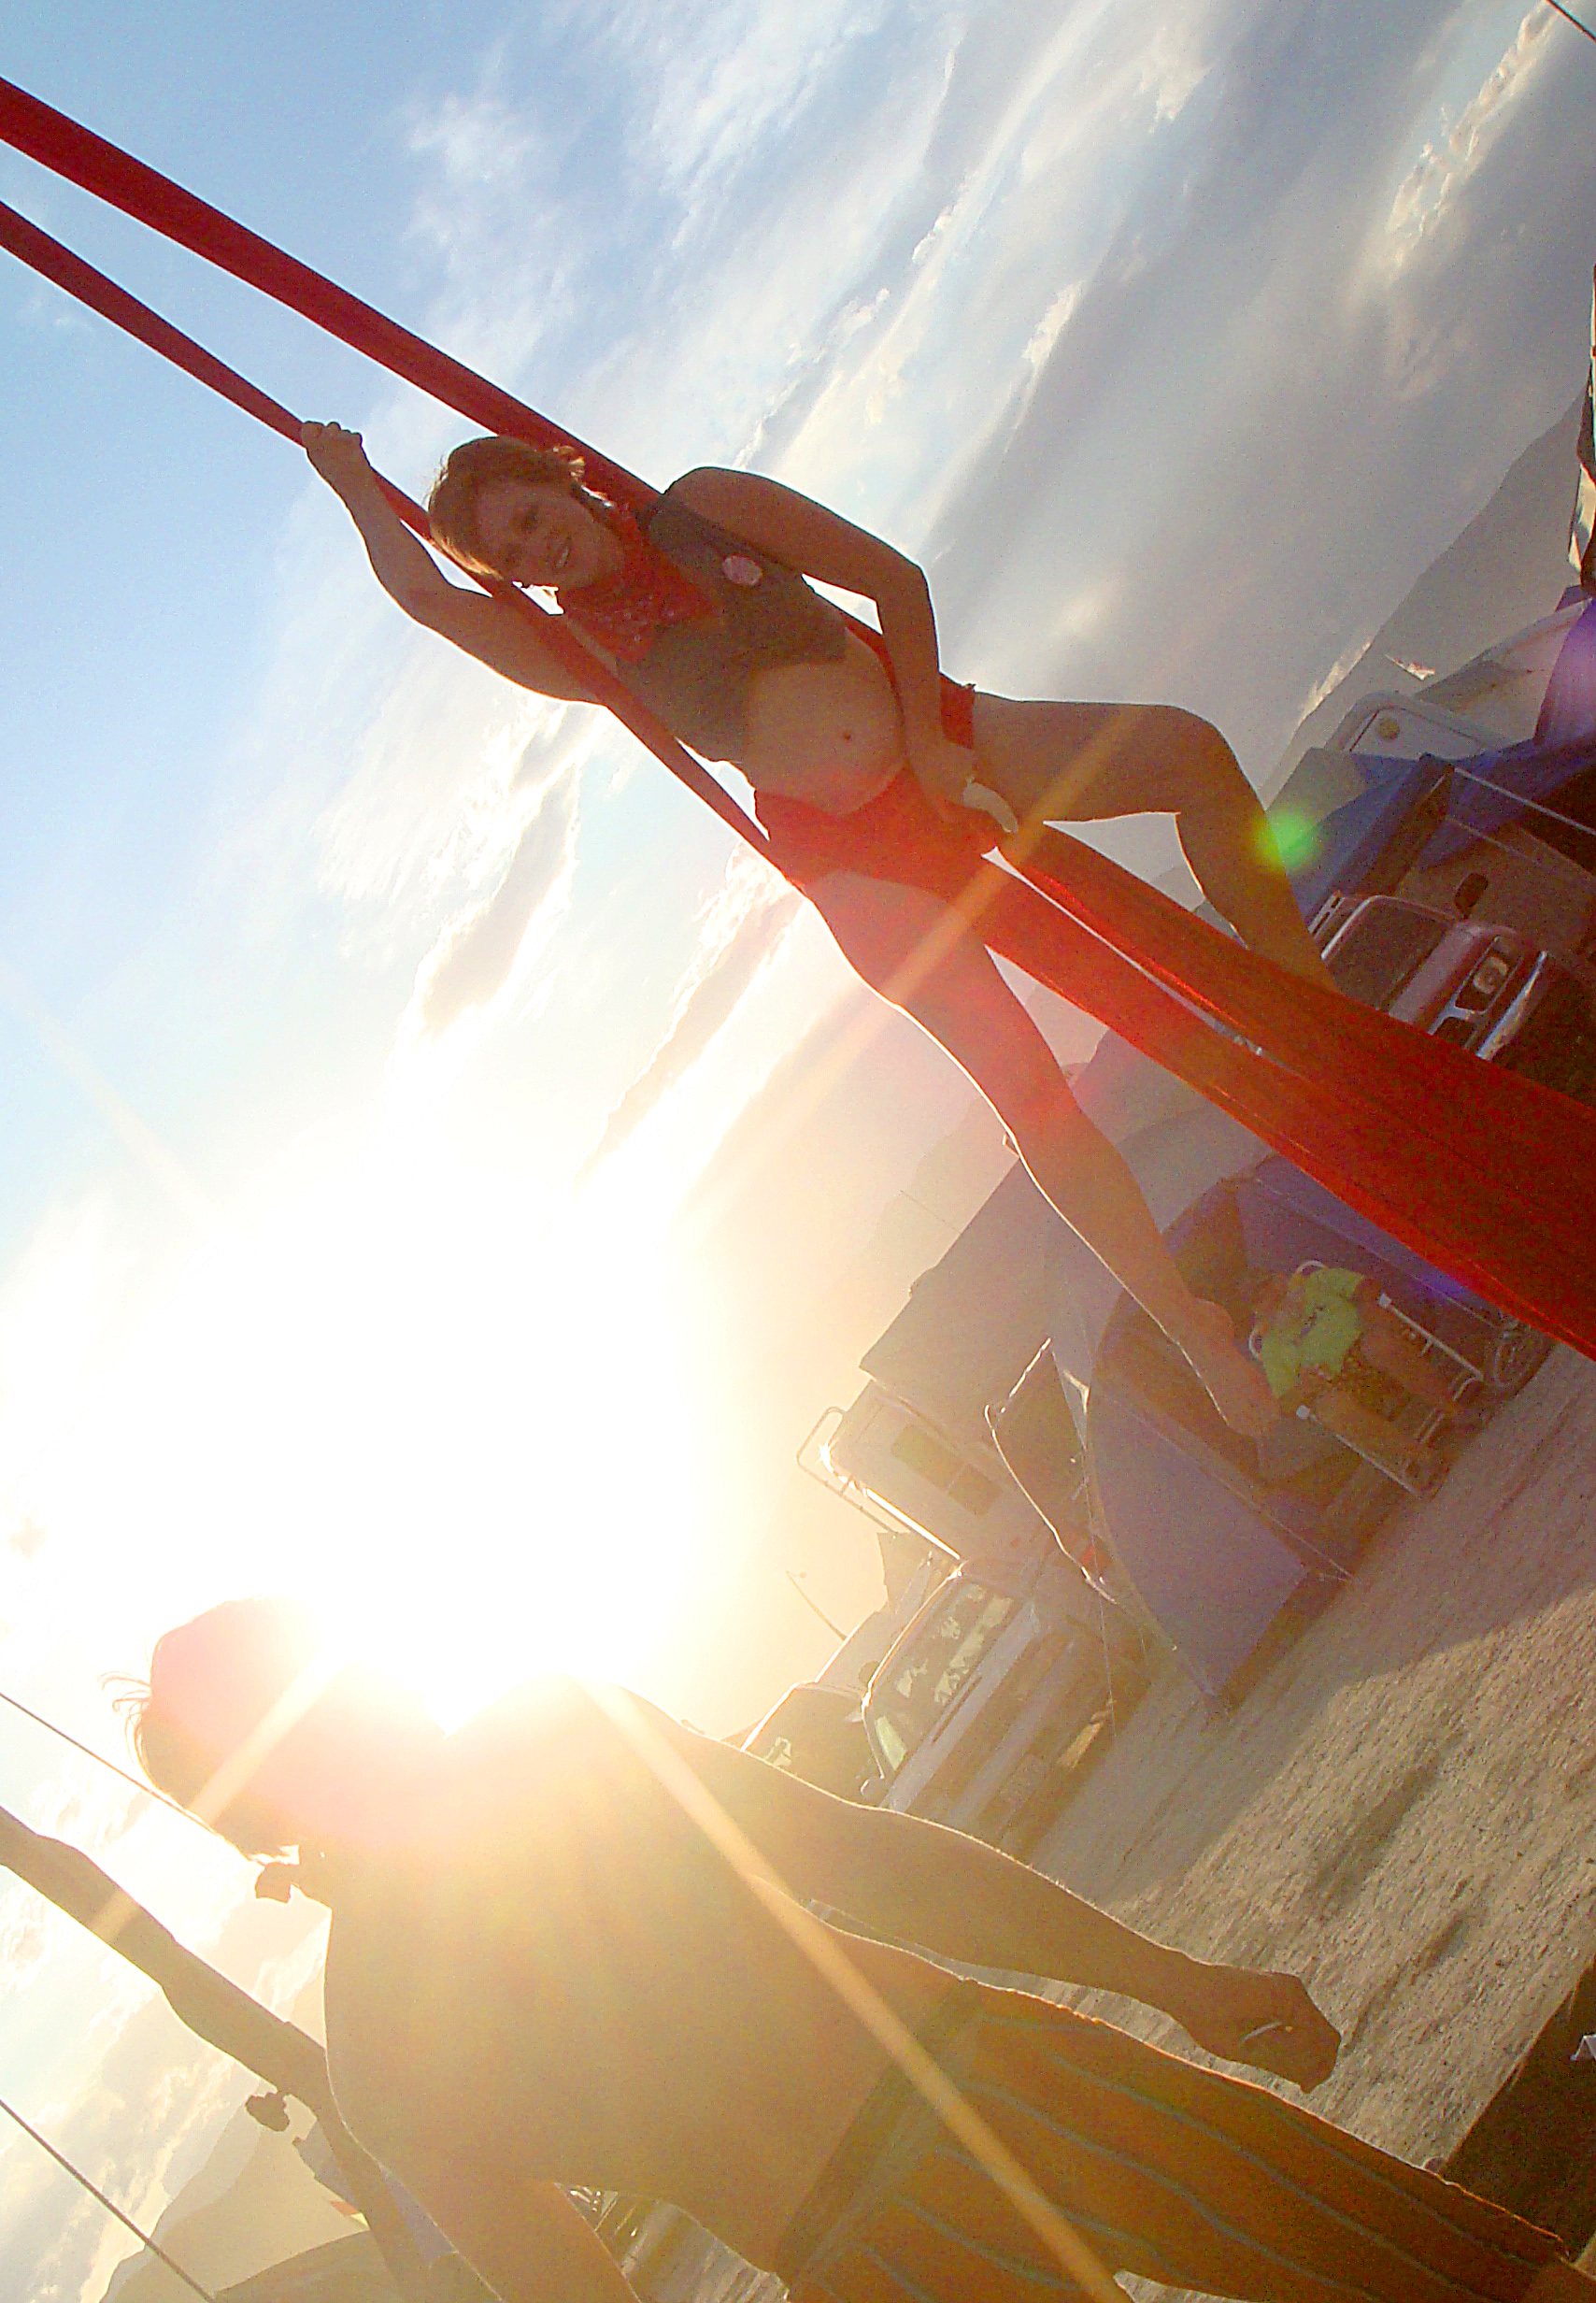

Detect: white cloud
[406, 757, 584, 1039]
[0, 1879, 62, 2001]
[0, 2001, 245, 2303]
[602, 0, 891, 202]
[1384, 7, 1557, 271]
[578, 857, 802, 1183]
[399, 62, 579, 393]
[1024, 280, 1083, 377]
[1292, 634, 1373, 733]
[1138, 9, 1214, 122]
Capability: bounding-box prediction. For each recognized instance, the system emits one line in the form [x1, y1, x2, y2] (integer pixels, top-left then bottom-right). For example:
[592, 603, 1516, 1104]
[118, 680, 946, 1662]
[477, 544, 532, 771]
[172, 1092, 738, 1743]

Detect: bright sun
[45, 1123, 705, 1727]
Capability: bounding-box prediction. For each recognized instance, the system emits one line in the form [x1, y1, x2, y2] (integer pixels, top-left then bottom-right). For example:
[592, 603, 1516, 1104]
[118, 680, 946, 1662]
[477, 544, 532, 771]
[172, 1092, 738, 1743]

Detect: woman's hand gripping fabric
[303, 419, 376, 501]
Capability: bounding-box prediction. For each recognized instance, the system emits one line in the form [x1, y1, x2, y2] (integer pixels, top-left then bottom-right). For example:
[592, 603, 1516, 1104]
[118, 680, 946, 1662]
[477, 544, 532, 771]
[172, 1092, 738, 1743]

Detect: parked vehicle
[1315, 892, 1596, 1100]
[739, 1681, 875, 1797]
[858, 1552, 1143, 1854]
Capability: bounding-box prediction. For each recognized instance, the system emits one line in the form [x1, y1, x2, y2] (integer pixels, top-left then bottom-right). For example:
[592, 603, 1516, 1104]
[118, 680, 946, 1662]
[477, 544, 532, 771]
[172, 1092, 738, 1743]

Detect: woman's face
[473, 478, 620, 590]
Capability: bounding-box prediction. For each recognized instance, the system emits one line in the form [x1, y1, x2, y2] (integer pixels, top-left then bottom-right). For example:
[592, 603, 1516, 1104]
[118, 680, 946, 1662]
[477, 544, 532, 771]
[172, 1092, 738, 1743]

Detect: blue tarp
[1289, 759, 1441, 921]
[1535, 596, 1596, 745]
[1087, 1389, 1308, 1697]
[1288, 727, 1596, 923]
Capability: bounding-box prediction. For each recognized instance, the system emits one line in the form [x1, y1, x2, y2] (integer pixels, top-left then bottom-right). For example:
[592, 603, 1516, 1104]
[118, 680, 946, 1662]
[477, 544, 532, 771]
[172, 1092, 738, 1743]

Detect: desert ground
[652, 1341, 1596, 2303]
[1028, 1342, 1596, 2289]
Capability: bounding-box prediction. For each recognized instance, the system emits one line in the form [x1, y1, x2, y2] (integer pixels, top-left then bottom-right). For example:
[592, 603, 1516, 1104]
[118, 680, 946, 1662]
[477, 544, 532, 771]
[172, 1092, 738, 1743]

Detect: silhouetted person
[131, 1596, 1585, 2302]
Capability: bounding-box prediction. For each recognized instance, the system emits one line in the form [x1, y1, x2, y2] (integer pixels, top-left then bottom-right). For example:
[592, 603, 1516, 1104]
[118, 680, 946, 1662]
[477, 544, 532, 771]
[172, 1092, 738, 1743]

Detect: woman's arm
[303, 423, 597, 703]
[669, 465, 973, 810]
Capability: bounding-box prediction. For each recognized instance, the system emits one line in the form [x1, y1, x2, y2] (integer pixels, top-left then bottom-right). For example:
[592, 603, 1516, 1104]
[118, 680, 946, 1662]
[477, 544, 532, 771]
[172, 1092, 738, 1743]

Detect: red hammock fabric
[4, 75, 1596, 1356]
[768, 776, 1596, 1320]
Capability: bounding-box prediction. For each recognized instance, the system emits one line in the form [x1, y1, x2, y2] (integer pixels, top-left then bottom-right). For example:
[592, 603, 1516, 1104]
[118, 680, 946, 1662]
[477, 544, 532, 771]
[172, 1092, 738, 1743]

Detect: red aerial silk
[3, 75, 1596, 1353]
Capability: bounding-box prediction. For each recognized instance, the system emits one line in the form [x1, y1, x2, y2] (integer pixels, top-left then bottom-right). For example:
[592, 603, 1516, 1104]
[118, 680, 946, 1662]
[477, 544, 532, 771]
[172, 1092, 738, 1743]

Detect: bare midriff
[740, 629, 907, 813]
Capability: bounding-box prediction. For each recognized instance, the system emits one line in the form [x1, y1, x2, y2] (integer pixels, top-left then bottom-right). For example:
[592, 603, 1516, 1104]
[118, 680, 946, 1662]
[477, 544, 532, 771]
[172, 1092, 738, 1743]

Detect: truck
[738, 1680, 876, 1797]
[1314, 890, 1596, 1101]
[857, 1551, 1145, 1854]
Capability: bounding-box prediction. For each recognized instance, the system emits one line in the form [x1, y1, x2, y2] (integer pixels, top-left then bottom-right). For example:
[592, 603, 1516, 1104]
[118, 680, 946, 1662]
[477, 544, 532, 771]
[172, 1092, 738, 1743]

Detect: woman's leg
[806, 871, 1276, 1437]
[969, 694, 1336, 992]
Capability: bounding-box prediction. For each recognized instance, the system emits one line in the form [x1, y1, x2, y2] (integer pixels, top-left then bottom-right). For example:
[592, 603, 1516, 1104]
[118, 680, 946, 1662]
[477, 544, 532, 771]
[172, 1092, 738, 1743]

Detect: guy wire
[0, 2092, 220, 2303]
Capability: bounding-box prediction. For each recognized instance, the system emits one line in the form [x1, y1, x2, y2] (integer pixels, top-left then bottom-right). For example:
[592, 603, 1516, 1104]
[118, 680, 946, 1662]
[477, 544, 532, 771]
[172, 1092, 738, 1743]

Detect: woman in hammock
[306, 422, 1337, 1439]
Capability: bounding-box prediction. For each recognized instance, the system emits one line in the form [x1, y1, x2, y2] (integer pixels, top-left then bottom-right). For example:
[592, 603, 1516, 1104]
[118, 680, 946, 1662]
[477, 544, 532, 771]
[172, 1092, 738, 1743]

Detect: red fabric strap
[5, 78, 1596, 1358]
[0, 77, 655, 513]
[0, 193, 766, 859]
[766, 776, 1596, 1353]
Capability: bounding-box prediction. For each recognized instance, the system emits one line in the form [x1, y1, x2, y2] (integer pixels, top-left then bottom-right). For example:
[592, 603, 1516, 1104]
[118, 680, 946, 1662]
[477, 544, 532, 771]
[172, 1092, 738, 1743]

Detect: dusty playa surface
[1036, 1345, 1596, 2189]
[650, 1351, 1596, 2303]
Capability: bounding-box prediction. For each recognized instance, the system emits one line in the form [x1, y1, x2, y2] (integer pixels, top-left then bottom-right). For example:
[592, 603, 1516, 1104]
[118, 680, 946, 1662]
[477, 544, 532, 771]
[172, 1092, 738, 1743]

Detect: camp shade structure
[4, 78, 1596, 1360]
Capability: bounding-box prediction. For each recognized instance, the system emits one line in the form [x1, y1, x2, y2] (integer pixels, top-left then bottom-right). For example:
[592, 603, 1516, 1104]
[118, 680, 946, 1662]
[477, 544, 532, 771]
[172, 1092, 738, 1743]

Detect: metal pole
[1546, 1, 1596, 49]
[785, 1571, 848, 1641]
[0, 1683, 207, 1831]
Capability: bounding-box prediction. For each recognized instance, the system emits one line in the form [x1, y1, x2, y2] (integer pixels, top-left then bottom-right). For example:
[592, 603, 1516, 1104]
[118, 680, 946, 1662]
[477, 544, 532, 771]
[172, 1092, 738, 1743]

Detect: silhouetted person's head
[1249, 1269, 1292, 1328]
[126, 1596, 440, 1858]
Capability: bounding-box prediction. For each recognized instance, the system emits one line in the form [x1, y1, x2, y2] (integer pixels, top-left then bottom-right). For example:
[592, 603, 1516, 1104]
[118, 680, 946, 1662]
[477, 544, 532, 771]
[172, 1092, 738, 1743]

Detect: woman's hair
[427, 433, 587, 578]
[117, 1596, 323, 1859]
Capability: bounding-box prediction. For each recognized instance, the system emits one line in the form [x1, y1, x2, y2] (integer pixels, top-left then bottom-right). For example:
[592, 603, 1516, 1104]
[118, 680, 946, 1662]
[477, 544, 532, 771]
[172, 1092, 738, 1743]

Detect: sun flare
[20, 1125, 705, 1733]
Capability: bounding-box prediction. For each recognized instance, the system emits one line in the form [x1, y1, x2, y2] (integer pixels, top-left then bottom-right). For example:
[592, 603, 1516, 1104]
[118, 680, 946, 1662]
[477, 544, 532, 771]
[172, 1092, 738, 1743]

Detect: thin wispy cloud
[6, 1515, 47, 1565]
[578, 864, 802, 1185]
[894, 0, 1596, 768]
[0, 2006, 238, 2303]
[1385, 7, 1557, 268]
[411, 760, 582, 1037]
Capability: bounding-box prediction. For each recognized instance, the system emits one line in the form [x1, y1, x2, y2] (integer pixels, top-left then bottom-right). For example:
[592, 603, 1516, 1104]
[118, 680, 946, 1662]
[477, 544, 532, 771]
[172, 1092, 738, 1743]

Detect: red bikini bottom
[755, 673, 987, 889]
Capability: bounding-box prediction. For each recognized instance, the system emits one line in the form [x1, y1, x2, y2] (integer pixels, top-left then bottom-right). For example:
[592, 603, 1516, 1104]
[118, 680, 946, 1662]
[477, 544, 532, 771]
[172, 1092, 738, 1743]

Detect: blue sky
[1, 3, 1594, 2296]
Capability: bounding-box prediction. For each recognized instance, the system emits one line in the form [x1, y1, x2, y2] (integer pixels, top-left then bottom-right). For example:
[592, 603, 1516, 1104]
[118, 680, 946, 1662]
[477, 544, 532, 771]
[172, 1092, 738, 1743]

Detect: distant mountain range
[1266, 393, 1585, 794]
